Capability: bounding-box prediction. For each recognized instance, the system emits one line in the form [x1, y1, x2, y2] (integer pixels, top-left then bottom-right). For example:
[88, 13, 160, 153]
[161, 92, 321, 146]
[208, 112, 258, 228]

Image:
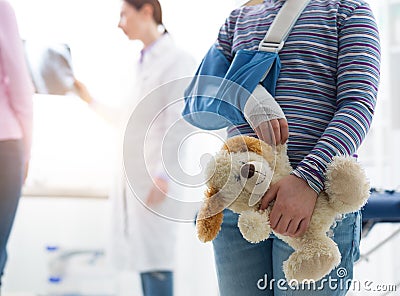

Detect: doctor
[74, 0, 195, 295]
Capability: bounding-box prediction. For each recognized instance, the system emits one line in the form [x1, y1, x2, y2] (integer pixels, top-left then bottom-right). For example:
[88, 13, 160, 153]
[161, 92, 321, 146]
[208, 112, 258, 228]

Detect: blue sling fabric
[182, 45, 280, 130]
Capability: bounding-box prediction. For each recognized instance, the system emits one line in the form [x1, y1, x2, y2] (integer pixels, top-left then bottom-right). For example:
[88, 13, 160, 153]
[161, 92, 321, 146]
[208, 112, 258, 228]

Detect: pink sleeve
[0, 1, 34, 161]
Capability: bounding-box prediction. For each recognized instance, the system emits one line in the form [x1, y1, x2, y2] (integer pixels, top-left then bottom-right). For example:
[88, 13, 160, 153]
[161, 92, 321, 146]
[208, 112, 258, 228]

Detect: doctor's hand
[73, 79, 93, 104]
[254, 118, 288, 146]
[260, 175, 317, 237]
[146, 177, 169, 207]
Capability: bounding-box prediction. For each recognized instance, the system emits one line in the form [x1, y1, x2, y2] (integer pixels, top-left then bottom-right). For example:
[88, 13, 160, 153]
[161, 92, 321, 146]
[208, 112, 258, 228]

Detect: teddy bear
[196, 135, 370, 283]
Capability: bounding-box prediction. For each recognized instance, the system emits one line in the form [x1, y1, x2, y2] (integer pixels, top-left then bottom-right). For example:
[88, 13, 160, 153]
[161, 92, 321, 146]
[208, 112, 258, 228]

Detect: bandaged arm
[243, 84, 286, 129]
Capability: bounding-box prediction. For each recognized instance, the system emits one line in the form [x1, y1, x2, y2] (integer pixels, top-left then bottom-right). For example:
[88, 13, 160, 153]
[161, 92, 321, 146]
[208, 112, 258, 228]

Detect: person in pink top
[0, 0, 34, 288]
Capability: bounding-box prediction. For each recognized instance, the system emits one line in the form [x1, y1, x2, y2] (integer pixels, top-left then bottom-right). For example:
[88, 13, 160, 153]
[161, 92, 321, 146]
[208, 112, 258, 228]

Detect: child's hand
[254, 118, 288, 145]
[260, 174, 317, 237]
[244, 84, 288, 146]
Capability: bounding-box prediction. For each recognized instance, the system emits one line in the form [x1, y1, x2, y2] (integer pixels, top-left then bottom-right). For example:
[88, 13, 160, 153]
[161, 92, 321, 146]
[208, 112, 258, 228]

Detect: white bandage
[243, 84, 285, 129]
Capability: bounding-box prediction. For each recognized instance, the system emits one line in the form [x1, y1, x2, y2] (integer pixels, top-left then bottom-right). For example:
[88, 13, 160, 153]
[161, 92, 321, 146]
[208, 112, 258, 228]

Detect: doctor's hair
[124, 0, 167, 33]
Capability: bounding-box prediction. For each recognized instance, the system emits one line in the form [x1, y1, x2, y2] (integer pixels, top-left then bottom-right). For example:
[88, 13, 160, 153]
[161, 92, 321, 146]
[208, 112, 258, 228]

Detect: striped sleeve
[292, 3, 380, 193]
[215, 9, 239, 62]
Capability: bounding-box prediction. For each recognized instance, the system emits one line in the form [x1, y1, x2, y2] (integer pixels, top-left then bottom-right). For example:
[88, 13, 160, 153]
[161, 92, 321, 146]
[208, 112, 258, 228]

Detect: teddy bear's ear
[223, 136, 256, 153]
[223, 136, 275, 165]
[196, 187, 225, 243]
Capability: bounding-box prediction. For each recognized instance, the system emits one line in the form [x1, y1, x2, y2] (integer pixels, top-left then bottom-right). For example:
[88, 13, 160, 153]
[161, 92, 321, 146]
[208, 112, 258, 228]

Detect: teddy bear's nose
[240, 163, 255, 179]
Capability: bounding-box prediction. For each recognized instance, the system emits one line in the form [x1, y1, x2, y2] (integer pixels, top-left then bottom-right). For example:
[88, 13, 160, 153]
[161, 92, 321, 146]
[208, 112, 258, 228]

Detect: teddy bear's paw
[325, 156, 370, 213]
[283, 246, 341, 283]
[238, 210, 271, 243]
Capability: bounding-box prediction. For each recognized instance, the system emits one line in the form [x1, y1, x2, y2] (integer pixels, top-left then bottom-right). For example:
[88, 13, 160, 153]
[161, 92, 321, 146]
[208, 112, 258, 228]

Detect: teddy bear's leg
[238, 209, 271, 243]
[282, 235, 341, 283]
[325, 156, 370, 214]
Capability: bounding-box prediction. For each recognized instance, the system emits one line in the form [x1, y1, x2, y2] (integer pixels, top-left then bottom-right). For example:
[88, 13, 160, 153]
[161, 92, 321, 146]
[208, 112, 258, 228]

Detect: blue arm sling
[182, 0, 310, 130]
[182, 46, 280, 130]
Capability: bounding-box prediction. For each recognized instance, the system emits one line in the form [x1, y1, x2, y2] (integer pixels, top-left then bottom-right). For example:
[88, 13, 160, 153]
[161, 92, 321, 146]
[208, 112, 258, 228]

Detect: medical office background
[3, 0, 400, 295]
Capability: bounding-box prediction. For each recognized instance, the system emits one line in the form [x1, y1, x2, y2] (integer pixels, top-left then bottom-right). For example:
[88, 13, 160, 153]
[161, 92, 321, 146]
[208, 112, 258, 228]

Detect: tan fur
[223, 135, 275, 166]
[197, 135, 370, 282]
[196, 186, 224, 243]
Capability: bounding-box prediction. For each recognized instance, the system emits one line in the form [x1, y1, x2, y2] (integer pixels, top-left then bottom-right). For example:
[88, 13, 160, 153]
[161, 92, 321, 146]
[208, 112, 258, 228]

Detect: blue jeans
[0, 140, 24, 286]
[213, 209, 361, 296]
[140, 271, 173, 296]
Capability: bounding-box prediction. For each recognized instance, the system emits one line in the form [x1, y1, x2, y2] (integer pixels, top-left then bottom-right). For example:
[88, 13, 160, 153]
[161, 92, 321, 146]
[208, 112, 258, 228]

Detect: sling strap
[259, 0, 311, 52]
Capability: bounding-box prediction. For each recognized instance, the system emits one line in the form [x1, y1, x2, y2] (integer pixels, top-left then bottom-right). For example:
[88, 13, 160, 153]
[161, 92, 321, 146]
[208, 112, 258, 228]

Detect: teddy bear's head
[204, 136, 275, 210]
[196, 136, 292, 243]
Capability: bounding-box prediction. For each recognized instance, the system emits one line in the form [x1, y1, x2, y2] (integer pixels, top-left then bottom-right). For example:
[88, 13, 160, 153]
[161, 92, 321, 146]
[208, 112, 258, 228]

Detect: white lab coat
[108, 34, 196, 272]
